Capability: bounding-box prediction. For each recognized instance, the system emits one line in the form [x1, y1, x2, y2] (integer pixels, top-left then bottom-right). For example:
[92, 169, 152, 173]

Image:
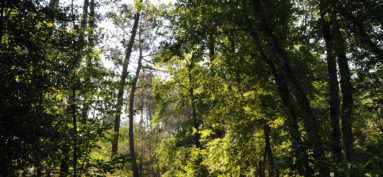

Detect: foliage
[1, 0, 383, 176]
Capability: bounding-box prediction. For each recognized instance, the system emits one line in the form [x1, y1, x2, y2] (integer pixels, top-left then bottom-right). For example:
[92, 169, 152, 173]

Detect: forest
[1, 0, 383, 176]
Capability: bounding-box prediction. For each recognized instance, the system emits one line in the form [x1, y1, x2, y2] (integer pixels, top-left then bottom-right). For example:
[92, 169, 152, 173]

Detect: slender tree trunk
[69, 0, 82, 174]
[330, 13, 355, 166]
[251, 1, 329, 175]
[187, 55, 205, 175]
[89, 0, 95, 28]
[257, 160, 265, 177]
[319, 0, 343, 170]
[188, 57, 201, 148]
[0, 1, 5, 42]
[265, 57, 312, 176]
[80, 0, 95, 125]
[59, 146, 69, 177]
[208, 33, 215, 76]
[247, 21, 312, 176]
[148, 113, 158, 177]
[72, 86, 78, 176]
[127, 33, 143, 177]
[80, 0, 91, 125]
[263, 123, 277, 177]
[80, 102, 89, 124]
[80, 0, 89, 29]
[111, 2, 141, 156]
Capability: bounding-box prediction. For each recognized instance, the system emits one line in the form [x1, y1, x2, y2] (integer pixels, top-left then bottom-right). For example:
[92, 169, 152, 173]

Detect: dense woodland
[1, 0, 383, 176]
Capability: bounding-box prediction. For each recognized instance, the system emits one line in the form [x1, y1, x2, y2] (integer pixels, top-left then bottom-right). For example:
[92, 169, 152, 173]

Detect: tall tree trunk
[319, 0, 343, 169]
[80, 0, 89, 29]
[71, 77, 78, 177]
[80, 0, 96, 125]
[257, 160, 265, 177]
[329, 10, 355, 166]
[187, 54, 204, 175]
[69, 0, 81, 175]
[247, 26, 312, 175]
[0, 0, 5, 41]
[59, 145, 69, 177]
[264, 57, 312, 176]
[263, 123, 278, 177]
[111, 1, 141, 156]
[80, 0, 91, 125]
[127, 32, 143, 177]
[251, 1, 329, 175]
[188, 56, 201, 148]
[208, 33, 215, 76]
[89, 0, 95, 28]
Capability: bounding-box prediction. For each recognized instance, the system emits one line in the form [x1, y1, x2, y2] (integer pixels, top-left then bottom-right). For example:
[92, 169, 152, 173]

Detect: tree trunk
[59, 145, 69, 177]
[111, 1, 141, 156]
[127, 33, 143, 177]
[80, 0, 89, 29]
[247, 26, 312, 175]
[251, 1, 329, 175]
[0, 1, 5, 41]
[208, 33, 215, 75]
[264, 57, 312, 176]
[80, 0, 92, 125]
[72, 88, 78, 176]
[89, 0, 95, 29]
[188, 56, 201, 148]
[327, 4, 355, 166]
[263, 123, 278, 177]
[319, 0, 343, 168]
[257, 160, 265, 177]
[70, 0, 82, 174]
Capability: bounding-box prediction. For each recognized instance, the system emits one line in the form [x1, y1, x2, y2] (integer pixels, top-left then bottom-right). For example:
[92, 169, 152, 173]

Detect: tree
[111, 0, 142, 157]
[319, 0, 342, 170]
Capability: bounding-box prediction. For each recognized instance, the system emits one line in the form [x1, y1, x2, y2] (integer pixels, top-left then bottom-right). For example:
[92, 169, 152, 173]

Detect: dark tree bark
[80, 0, 92, 125]
[208, 33, 215, 71]
[188, 55, 201, 148]
[111, 2, 141, 156]
[326, 3, 355, 166]
[0, 1, 5, 41]
[69, 0, 85, 175]
[257, 160, 265, 177]
[264, 56, 312, 176]
[80, 0, 89, 29]
[71, 84, 78, 177]
[251, 0, 329, 176]
[59, 145, 69, 177]
[89, 0, 95, 29]
[319, 0, 343, 168]
[247, 25, 312, 175]
[127, 33, 143, 177]
[263, 123, 278, 177]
